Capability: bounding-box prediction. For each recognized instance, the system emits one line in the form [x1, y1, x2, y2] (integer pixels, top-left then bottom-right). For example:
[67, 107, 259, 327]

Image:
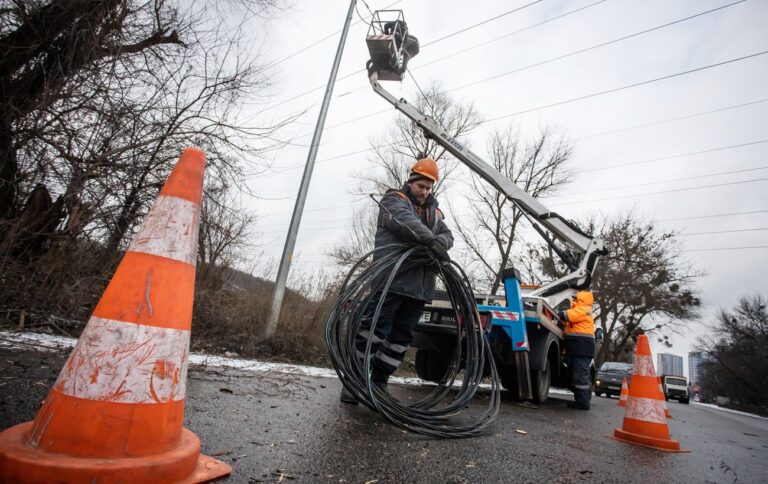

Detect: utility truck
[365, 11, 606, 402]
[661, 375, 690, 404]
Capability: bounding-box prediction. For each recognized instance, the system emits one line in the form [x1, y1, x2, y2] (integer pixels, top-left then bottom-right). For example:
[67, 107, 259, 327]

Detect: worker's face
[409, 179, 434, 204]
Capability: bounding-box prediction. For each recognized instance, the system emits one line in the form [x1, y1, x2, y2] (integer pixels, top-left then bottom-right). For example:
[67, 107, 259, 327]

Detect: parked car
[594, 361, 633, 398]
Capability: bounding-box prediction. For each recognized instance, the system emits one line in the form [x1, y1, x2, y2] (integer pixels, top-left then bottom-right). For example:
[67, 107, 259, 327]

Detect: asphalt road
[1, 345, 767, 483]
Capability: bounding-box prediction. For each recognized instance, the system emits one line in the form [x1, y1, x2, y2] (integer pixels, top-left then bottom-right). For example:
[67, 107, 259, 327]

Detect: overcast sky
[233, 0, 768, 370]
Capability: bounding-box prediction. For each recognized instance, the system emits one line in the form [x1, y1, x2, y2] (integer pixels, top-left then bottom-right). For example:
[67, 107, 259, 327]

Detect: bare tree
[453, 126, 572, 294]
[697, 295, 768, 407]
[329, 84, 480, 269]
[355, 82, 481, 197]
[197, 181, 257, 292]
[328, 204, 377, 269]
[0, 0, 288, 323]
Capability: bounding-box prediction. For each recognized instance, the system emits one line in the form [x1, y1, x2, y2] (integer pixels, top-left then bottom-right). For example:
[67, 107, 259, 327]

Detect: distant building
[689, 351, 705, 385]
[657, 353, 684, 377]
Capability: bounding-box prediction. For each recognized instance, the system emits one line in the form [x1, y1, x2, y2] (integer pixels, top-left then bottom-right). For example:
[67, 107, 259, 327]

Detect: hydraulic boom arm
[367, 69, 605, 306]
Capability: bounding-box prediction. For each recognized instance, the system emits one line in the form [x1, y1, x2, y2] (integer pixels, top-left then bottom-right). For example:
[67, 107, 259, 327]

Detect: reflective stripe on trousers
[354, 292, 425, 376]
[564, 355, 592, 407]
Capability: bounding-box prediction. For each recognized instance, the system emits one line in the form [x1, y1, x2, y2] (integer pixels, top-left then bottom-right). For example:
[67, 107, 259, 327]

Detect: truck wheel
[530, 358, 551, 404]
[415, 349, 449, 382]
[680, 398, 690, 404]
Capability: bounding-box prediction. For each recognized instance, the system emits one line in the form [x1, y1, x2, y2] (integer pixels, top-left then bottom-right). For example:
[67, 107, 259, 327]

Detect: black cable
[325, 243, 500, 438]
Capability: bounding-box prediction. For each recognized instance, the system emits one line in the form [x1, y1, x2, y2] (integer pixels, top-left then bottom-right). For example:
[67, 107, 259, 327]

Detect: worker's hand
[427, 239, 450, 262]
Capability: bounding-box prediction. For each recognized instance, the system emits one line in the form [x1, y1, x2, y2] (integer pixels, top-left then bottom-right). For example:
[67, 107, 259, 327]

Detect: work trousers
[564, 355, 592, 407]
[355, 292, 425, 382]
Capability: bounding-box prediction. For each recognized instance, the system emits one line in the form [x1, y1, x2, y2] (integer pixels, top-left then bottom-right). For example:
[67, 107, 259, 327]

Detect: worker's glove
[426, 238, 450, 262]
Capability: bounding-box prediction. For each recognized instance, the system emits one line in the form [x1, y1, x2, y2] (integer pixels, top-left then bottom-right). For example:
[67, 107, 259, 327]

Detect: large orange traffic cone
[618, 377, 628, 407]
[608, 335, 688, 452]
[0, 149, 232, 482]
[658, 376, 673, 418]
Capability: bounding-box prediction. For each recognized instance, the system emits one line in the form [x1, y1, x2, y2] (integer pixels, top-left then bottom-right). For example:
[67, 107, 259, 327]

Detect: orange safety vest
[564, 291, 595, 338]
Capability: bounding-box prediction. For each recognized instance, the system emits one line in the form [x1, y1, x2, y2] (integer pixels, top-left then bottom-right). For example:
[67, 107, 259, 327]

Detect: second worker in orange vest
[559, 291, 596, 410]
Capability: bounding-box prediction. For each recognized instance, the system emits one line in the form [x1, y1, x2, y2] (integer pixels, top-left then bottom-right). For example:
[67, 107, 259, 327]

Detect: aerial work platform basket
[365, 10, 419, 81]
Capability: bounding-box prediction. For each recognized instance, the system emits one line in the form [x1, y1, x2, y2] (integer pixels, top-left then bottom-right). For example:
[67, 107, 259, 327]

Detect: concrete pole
[264, 0, 358, 338]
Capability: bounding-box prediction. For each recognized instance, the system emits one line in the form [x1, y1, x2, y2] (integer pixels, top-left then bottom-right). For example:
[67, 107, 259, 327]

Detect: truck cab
[661, 375, 690, 404]
[413, 267, 601, 403]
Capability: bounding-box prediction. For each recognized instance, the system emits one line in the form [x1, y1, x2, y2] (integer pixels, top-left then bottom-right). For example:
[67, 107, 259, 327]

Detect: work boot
[340, 385, 358, 405]
[567, 401, 590, 411]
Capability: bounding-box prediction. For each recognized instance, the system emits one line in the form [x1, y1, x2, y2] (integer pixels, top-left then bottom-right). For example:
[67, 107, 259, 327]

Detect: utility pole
[265, 0, 358, 338]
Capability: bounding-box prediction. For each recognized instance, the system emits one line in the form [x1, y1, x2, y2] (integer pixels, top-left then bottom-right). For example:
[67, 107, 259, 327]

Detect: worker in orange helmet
[341, 157, 453, 404]
[558, 291, 596, 410]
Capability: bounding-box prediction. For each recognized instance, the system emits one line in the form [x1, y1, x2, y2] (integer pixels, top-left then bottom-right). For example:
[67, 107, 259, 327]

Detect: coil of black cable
[325, 243, 500, 438]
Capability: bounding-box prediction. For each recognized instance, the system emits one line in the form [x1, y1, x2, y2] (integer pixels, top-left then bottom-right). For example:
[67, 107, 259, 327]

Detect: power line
[655, 210, 768, 222]
[559, 166, 768, 197]
[444, 1, 746, 95]
[256, 153, 768, 213]
[253, 209, 768, 237]
[682, 245, 768, 252]
[256, 97, 768, 178]
[581, 98, 768, 139]
[268, 1, 748, 133]
[258, 0, 562, 112]
[293, 48, 768, 148]
[261, 0, 402, 71]
[483, 49, 768, 124]
[415, 0, 609, 70]
[550, 177, 768, 206]
[678, 227, 768, 236]
[259, 169, 768, 221]
[580, 139, 768, 173]
[420, 0, 544, 47]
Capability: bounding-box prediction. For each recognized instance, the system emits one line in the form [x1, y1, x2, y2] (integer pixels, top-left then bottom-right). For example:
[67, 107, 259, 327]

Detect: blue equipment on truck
[365, 11, 606, 402]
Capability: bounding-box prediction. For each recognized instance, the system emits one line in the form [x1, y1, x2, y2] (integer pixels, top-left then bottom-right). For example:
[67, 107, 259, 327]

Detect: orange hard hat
[411, 158, 439, 182]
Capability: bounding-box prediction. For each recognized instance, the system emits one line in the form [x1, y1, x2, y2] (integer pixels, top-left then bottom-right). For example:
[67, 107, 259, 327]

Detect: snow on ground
[9, 331, 766, 417]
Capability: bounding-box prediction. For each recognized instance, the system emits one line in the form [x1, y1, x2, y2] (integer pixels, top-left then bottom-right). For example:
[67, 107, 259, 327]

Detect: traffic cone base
[610, 428, 688, 453]
[0, 422, 232, 483]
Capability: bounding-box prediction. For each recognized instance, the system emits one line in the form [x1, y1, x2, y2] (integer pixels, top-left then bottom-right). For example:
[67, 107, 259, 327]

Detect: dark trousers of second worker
[355, 292, 425, 383]
[565, 355, 592, 408]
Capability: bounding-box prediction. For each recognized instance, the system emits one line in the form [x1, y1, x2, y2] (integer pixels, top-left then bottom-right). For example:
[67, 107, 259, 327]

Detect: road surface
[1, 341, 766, 483]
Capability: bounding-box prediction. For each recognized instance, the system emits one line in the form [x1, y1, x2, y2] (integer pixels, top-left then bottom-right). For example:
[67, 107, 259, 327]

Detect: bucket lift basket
[365, 10, 419, 81]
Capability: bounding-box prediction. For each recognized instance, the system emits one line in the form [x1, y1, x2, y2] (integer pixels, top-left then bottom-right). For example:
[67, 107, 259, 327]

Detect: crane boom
[364, 13, 605, 306]
[369, 71, 605, 302]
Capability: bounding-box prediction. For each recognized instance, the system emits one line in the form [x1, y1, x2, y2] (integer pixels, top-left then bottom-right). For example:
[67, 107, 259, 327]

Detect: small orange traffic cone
[658, 376, 673, 418]
[608, 335, 688, 452]
[618, 377, 629, 407]
[0, 149, 232, 482]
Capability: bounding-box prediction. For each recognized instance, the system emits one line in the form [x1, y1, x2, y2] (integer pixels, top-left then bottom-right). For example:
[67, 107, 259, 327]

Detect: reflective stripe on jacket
[563, 291, 596, 357]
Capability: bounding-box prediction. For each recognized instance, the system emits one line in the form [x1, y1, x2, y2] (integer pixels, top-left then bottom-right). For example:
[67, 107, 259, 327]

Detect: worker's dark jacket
[374, 184, 453, 302]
